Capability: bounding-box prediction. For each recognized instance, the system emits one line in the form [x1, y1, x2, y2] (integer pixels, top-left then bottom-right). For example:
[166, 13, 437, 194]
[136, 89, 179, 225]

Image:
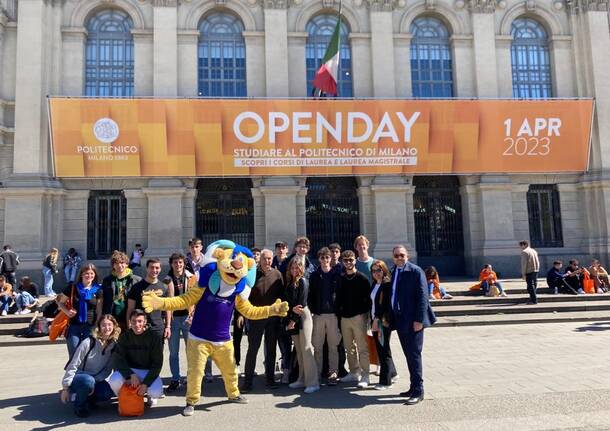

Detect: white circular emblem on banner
[93, 118, 120, 144]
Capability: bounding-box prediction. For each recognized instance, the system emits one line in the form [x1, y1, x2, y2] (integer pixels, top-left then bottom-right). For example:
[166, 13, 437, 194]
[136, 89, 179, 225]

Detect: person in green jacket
[108, 309, 163, 407]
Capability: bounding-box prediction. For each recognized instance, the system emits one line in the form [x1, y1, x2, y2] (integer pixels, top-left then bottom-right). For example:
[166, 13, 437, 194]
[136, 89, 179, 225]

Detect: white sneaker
[357, 376, 369, 388]
[182, 404, 195, 416]
[146, 397, 157, 407]
[288, 381, 305, 389]
[597, 288, 604, 294]
[429, 294, 436, 300]
[500, 292, 508, 297]
[304, 385, 320, 394]
[20, 308, 32, 314]
[578, 288, 585, 295]
[340, 373, 361, 383]
[374, 384, 393, 390]
[1, 310, 7, 316]
[442, 293, 453, 299]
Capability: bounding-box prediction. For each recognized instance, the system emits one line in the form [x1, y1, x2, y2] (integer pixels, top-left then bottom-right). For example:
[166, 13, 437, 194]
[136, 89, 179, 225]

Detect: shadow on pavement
[573, 321, 610, 332]
[274, 386, 406, 410]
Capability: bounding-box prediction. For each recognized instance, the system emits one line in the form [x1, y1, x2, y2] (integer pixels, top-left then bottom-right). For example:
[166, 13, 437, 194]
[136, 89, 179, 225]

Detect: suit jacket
[391, 261, 437, 332]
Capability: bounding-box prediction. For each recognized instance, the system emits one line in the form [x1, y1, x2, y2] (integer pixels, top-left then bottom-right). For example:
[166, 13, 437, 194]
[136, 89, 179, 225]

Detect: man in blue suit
[390, 245, 436, 405]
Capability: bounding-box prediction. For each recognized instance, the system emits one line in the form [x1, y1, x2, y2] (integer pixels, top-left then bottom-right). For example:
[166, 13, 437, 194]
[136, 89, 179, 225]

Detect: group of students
[0, 275, 40, 316]
[546, 258, 610, 295]
[56, 235, 434, 417]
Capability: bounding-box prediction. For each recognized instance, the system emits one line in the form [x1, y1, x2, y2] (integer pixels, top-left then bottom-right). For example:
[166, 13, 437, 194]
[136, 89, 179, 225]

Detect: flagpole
[336, 0, 342, 98]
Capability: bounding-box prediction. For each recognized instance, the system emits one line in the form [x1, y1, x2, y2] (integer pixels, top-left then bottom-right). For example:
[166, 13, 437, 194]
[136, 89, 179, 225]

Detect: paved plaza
[2, 321, 610, 431]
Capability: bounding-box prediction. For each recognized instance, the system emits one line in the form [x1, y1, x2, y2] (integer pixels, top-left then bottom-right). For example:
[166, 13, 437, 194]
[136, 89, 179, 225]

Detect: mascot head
[201, 240, 257, 297]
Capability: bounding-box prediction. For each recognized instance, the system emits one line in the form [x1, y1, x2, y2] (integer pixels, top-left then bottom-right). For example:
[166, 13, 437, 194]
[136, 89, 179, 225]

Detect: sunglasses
[393, 253, 406, 258]
[372, 268, 383, 273]
[343, 258, 355, 263]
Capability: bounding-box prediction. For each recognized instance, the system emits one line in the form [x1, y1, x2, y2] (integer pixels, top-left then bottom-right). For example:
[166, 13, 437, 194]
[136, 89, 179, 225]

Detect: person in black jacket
[370, 259, 398, 390]
[335, 250, 372, 388]
[308, 247, 341, 385]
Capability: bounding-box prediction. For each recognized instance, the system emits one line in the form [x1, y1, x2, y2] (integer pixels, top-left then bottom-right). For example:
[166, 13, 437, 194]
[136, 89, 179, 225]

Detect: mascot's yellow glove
[269, 299, 289, 317]
[141, 290, 165, 313]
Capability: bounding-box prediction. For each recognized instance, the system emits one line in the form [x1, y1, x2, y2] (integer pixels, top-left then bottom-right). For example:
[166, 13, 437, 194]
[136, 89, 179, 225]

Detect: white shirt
[370, 282, 381, 318]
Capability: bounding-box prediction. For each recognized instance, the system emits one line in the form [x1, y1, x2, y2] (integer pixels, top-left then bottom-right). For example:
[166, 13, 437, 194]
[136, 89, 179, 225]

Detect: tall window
[85, 9, 134, 96]
[87, 191, 127, 259]
[511, 18, 552, 99]
[527, 185, 563, 248]
[410, 16, 453, 98]
[198, 13, 247, 97]
[306, 14, 353, 97]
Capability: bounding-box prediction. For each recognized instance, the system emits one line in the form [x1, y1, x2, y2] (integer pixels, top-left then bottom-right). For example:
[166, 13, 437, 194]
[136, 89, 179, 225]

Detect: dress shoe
[404, 394, 424, 405]
[399, 389, 413, 397]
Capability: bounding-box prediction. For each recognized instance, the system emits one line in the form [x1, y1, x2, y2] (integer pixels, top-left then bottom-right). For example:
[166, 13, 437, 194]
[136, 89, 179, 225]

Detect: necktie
[392, 268, 402, 313]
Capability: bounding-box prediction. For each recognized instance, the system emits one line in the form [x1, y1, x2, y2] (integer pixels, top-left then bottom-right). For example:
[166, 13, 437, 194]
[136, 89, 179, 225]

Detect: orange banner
[48, 98, 593, 177]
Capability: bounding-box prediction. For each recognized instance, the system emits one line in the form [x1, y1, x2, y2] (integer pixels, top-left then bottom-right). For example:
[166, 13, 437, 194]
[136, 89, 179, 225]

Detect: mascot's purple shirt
[188, 262, 247, 343]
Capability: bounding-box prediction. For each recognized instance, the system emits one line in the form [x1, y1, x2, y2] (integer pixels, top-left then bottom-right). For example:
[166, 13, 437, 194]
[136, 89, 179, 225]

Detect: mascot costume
[142, 240, 288, 415]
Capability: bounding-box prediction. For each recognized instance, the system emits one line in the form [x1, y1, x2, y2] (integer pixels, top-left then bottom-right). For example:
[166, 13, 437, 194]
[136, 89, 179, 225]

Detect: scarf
[111, 268, 133, 316]
[77, 282, 101, 323]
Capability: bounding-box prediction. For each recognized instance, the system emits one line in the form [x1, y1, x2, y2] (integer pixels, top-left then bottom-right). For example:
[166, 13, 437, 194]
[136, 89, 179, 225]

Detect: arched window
[305, 177, 360, 255]
[85, 9, 134, 96]
[198, 12, 247, 97]
[410, 16, 453, 98]
[511, 18, 552, 99]
[306, 14, 353, 97]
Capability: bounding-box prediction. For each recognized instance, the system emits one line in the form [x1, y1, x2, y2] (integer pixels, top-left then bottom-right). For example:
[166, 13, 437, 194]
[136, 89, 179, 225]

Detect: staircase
[1, 279, 610, 346]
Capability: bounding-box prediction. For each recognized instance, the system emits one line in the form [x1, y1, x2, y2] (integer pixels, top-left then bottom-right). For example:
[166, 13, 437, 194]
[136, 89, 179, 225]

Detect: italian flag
[312, 16, 341, 97]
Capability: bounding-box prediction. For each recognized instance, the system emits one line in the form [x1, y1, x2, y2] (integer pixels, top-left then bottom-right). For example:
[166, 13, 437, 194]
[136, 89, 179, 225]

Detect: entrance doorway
[413, 176, 465, 275]
[305, 177, 361, 255]
[195, 178, 254, 248]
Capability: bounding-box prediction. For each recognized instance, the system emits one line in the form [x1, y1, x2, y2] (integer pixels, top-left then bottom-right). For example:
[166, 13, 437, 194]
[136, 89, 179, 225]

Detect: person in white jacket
[520, 240, 540, 304]
[60, 314, 120, 417]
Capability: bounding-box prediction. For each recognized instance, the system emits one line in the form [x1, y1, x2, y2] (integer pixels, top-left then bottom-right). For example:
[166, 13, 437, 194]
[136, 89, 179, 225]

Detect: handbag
[118, 384, 144, 417]
[366, 334, 380, 366]
[49, 285, 74, 341]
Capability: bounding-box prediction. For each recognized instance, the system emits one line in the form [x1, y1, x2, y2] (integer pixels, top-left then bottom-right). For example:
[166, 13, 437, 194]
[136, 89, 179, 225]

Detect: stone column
[178, 30, 199, 96]
[12, 0, 52, 176]
[257, 177, 305, 250]
[153, 1, 178, 97]
[469, 3, 498, 97]
[142, 179, 186, 258]
[495, 35, 512, 98]
[263, 4, 289, 97]
[369, 9, 395, 97]
[124, 189, 148, 253]
[356, 177, 376, 243]
[243, 31, 266, 97]
[394, 34, 411, 97]
[287, 32, 307, 97]
[476, 176, 518, 276]
[549, 36, 576, 97]
[350, 33, 373, 97]
[369, 178, 415, 260]
[61, 27, 87, 96]
[0, 9, 8, 89]
[132, 29, 154, 96]
[451, 35, 475, 97]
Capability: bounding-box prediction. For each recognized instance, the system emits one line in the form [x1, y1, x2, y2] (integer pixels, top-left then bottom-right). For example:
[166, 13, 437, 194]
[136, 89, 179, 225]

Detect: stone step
[0, 334, 65, 348]
[433, 300, 610, 317]
[430, 293, 610, 307]
[434, 310, 610, 327]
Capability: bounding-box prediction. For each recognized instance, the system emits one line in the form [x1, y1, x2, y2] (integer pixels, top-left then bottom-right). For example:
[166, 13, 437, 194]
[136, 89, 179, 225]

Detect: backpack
[21, 314, 49, 338]
[40, 299, 60, 319]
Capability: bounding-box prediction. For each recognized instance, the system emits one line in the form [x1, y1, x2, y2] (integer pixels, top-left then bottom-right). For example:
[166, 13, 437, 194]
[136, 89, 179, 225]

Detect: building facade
[0, 0, 609, 276]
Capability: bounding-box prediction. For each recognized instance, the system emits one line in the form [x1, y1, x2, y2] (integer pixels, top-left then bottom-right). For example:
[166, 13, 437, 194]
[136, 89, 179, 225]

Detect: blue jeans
[427, 282, 447, 297]
[0, 295, 11, 313]
[481, 280, 505, 295]
[66, 322, 92, 358]
[64, 266, 78, 284]
[70, 373, 113, 413]
[42, 267, 55, 296]
[169, 315, 190, 381]
[15, 291, 35, 309]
